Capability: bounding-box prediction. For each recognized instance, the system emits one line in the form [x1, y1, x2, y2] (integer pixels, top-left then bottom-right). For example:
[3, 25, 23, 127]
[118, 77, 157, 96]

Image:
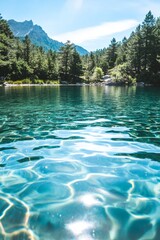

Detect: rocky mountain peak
[8, 19, 89, 55]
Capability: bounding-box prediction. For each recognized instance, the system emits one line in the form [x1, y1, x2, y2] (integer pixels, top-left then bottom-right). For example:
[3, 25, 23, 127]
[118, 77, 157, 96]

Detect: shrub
[22, 79, 31, 84]
[91, 67, 104, 82]
[34, 79, 44, 84]
[110, 63, 136, 85]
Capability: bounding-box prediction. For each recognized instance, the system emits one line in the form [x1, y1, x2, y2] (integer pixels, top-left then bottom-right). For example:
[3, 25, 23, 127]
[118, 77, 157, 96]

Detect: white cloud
[73, 0, 84, 11]
[65, 0, 84, 11]
[54, 19, 138, 44]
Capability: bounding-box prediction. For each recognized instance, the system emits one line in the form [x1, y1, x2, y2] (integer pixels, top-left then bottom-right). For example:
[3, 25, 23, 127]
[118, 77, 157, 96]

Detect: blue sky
[1, 0, 160, 51]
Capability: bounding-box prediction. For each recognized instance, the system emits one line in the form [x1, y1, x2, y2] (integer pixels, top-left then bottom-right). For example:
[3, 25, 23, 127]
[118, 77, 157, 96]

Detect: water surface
[0, 86, 160, 240]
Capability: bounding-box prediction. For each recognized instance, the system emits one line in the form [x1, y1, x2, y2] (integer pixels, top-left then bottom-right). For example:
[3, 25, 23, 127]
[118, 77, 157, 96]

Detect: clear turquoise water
[0, 86, 160, 240]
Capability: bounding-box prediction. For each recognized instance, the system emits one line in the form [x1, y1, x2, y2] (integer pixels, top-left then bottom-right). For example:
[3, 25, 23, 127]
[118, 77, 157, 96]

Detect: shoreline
[0, 82, 157, 87]
[0, 82, 112, 87]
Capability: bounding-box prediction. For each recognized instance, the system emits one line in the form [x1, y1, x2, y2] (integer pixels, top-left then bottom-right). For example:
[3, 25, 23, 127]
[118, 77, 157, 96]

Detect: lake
[0, 85, 160, 240]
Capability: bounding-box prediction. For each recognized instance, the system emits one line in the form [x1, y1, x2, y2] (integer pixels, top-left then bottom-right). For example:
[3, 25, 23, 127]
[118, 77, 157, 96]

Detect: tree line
[89, 11, 160, 85]
[0, 11, 160, 85]
[0, 14, 83, 84]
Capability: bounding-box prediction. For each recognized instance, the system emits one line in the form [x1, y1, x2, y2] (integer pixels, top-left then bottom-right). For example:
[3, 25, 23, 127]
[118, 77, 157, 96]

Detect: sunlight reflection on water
[0, 86, 160, 239]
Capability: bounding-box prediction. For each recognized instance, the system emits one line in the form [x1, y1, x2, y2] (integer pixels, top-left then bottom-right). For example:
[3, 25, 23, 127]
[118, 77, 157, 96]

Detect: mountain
[8, 19, 88, 55]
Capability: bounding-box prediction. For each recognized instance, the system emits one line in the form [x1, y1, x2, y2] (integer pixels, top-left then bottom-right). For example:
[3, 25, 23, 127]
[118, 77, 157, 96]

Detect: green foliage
[0, 14, 13, 38]
[46, 80, 59, 84]
[82, 52, 96, 81]
[116, 37, 127, 65]
[91, 67, 104, 82]
[33, 79, 44, 84]
[0, 14, 61, 82]
[0, 15, 16, 80]
[110, 63, 136, 85]
[58, 41, 83, 83]
[83, 11, 160, 85]
[1, 12, 160, 85]
[22, 79, 31, 84]
[106, 38, 119, 69]
[13, 80, 23, 85]
[58, 41, 73, 81]
[47, 50, 58, 80]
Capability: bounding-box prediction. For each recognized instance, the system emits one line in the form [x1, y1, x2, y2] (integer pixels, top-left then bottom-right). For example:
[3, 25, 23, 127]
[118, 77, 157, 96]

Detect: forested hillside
[0, 11, 160, 85]
[0, 14, 82, 83]
[87, 11, 160, 85]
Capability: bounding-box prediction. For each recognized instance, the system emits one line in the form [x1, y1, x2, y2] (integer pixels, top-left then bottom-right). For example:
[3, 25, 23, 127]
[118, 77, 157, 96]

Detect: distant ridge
[8, 19, 89, 55]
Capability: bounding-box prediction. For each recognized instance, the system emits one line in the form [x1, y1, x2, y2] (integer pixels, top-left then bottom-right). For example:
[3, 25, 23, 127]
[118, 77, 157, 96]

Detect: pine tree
[141, 11, 156, 73]
[58, 41, 74, 82]
[126, 26, 143, 77]
[70, 48, 82, 83]
[0, 14, 13, 38]
[87, 52, 96, 73]
[58, 41, 82, 83]
[23, 35, 32, 65]
[47, 50, 58, 80]
[116, 37, 128, 65]
[106, 38, 118, 69]
[83, 52, 96, 81]
[0, 14, 15, 81]
[155, 18, 160, 64]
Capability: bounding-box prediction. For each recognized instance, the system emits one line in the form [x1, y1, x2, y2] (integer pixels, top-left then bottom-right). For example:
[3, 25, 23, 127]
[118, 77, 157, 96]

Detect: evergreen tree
[83, 52, 96, 81]
[106, 38, 118, 69]
[126, 26, 143, 77]
[0, 14, 15, 81]
[23, 35, 32, 65]
[1, 12, 160, 85]
[141, 11, 157, 73]
[155, 17, 160, 66]
[58, 41, 82, 83]
[70, 48, 82, 83]
[33, 46, 47, 79]
[0, 14, 13, 38]
[47, 50, 58, 80]
[87, 52, 96, 73]
[15, 38, 23, 61]
[58, 41, 74, 82]
[116, 37, 128, 65]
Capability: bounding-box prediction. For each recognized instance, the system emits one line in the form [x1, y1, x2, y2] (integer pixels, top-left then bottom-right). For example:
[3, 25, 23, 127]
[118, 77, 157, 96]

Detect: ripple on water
[19, 180, 72, 208]
[0, 132, 160, 239]
[0, 86, 160, 239]
[0, 196, 29, 235]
